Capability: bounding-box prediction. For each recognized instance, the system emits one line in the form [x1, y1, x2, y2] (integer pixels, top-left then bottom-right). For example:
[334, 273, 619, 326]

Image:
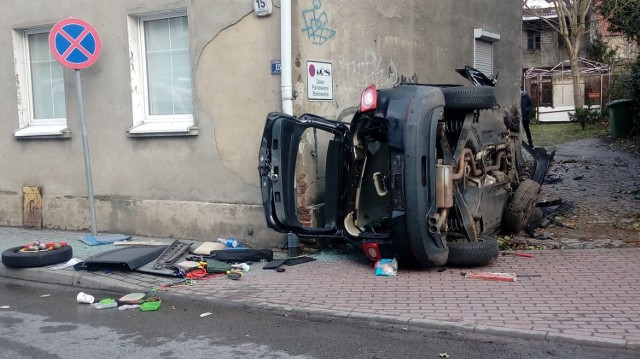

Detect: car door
[258, 112, 350, 236]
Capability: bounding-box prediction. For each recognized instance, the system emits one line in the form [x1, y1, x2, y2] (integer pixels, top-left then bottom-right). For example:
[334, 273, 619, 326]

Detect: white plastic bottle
[217, 237, 239, 248]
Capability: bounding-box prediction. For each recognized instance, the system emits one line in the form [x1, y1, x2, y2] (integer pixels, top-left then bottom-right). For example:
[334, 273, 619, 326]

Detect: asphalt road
[0, 280, 637, 359]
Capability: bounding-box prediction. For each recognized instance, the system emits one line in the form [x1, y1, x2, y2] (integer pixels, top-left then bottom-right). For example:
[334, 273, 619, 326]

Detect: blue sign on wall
[271, 60, 281, 75]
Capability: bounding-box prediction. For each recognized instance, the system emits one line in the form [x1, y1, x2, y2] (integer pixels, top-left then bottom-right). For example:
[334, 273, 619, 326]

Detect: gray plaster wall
[292, 0, 523, 118]
[0, 0, 522, 247]
[0, 0, 283, 246]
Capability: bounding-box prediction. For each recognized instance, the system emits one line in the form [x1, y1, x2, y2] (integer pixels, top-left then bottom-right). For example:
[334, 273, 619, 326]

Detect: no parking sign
[48, 18, 112, 241]
[49, 18, 101, 69]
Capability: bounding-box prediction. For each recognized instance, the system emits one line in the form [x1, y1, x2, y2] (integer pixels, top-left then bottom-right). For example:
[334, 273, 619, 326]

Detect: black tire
[1, 245, 73, 268]
[446, 236, 499, 267]
[440, 86, 497, 110]
[503, 179, 542, 233]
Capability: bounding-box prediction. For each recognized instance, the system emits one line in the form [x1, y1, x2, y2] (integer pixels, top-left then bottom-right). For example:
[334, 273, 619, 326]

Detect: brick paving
[2, 235, 640, 350]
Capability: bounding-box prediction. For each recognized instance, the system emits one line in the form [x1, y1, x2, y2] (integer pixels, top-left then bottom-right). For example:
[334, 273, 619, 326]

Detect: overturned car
[258, 67, 552, 267]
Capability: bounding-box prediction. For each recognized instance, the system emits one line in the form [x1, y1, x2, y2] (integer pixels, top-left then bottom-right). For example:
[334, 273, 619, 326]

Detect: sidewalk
[1, 227, 639, 351]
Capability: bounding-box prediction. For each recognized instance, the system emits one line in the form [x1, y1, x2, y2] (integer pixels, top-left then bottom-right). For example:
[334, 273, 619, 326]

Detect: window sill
[127, 122, 199, 137]
[14, 125, 71, 139]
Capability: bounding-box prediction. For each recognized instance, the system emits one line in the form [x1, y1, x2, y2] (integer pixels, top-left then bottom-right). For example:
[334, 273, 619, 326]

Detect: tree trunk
[569, 55, 584, 109]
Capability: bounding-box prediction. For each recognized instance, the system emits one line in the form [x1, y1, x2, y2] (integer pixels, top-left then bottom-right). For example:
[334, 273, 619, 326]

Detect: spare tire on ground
[1, 245, 73, 268]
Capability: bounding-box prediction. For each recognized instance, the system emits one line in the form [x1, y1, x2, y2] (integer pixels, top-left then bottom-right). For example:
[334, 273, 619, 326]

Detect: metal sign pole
[48, 18, 129, 245]
[75, 69, 98, 239]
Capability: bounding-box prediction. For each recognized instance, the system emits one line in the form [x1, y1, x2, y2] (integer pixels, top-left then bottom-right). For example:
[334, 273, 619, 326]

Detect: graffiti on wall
[338, 49, 416, 90]
[301, 0, 336, 45]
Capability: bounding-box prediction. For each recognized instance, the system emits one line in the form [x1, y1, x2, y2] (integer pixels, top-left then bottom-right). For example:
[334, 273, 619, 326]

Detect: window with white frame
[13, 28, 69, 138]
[127, 11, 197, 136]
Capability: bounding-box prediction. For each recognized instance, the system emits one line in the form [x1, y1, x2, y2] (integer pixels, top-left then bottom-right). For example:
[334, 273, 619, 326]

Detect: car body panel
[258, 112, 349, 235]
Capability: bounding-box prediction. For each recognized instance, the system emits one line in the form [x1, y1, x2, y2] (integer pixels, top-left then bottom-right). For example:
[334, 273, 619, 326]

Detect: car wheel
[440, 86, 497, 110]
[446, 236, 499, 267]
[1, 245, 73, 268]
[502, 179, 541, 233]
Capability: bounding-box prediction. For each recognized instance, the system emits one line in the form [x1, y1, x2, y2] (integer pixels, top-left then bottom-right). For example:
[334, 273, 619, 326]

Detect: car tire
[502, 179, 541, 233]
[1, 245, 73, 268]
[446, 236, 499, 267]
[440, 86, 497, 110]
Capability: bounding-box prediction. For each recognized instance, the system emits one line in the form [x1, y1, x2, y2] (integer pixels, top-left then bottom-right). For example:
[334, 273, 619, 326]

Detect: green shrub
[568, 106, 603, 130]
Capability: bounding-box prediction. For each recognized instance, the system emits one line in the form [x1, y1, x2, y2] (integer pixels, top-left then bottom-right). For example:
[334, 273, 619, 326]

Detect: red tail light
[362, 243, 381, 261]
[359, 84, 377, 112]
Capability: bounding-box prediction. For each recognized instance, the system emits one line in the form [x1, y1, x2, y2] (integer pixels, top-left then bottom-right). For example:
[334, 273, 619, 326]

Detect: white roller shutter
[474, 39, 493, 75]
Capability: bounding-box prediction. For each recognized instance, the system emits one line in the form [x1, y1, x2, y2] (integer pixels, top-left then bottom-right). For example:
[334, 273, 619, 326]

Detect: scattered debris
[539, 200, 577, 230]
[192, 241, 225, 255]
[80, 234, 131, 246]
[76, 292, 95, 304]
[226, 271, 243, 280]
[0, 306, 10, 309]
[200, 312, 213, 318]
[501, 251, 534, 258]
[461, 272, 517, 282]
[92, 298, 117, 309]
[40, 294, 51, 298]
[118, 293, 146, 305]
[140, 299, 162, 312]
[375, 258, 398, 276]
[47, 258, 82, 270]
[439, 353, 450, 358]
[263, 256, 316, 270]
[217, 237, 240, 248]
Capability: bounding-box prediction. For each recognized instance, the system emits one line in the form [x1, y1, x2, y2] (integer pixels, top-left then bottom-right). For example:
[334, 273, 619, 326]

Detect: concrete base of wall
[0, 194, 284, 248]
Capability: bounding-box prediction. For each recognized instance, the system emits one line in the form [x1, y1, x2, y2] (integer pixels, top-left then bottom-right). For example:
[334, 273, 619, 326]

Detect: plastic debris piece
[462, 272, 517, 282]
[47, 258, 82, 270]
[40, 294, 51, 298]
[92, 298, 117, 309]
[231, 263, 251, 272]
[117, 304, 140, 311]
[77, 292, 95, 304]
[118, 292, 146, 304]
[217, 237, 239, 248]
[176, 260, 201, 272]
[374, 258, 398, 276]
[0, 306, 10, 309]
[140, 300, 162, 312]
[200, 312, 213, 318]
[439, 353, 449, 358]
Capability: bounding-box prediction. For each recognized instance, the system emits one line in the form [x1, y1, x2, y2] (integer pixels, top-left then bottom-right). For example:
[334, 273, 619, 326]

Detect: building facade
[0, 0, 522, 247]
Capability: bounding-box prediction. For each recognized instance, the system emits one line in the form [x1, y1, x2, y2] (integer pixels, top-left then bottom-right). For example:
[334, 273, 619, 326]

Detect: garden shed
[523, 58, 611, 122]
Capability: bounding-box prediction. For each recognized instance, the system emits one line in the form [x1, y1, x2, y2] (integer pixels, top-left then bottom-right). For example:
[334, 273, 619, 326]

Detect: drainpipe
[280, 0, 293, 115]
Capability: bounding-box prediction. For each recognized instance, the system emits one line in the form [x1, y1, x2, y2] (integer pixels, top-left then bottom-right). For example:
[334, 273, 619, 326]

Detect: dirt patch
[514, 138, 640, 249]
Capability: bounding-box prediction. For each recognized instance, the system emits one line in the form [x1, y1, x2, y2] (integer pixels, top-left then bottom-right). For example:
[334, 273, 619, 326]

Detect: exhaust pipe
[431, 165, 453, 233]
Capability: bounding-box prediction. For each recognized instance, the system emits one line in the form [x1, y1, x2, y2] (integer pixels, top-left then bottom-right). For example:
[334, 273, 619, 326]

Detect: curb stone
[545, 331, 628, 349]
